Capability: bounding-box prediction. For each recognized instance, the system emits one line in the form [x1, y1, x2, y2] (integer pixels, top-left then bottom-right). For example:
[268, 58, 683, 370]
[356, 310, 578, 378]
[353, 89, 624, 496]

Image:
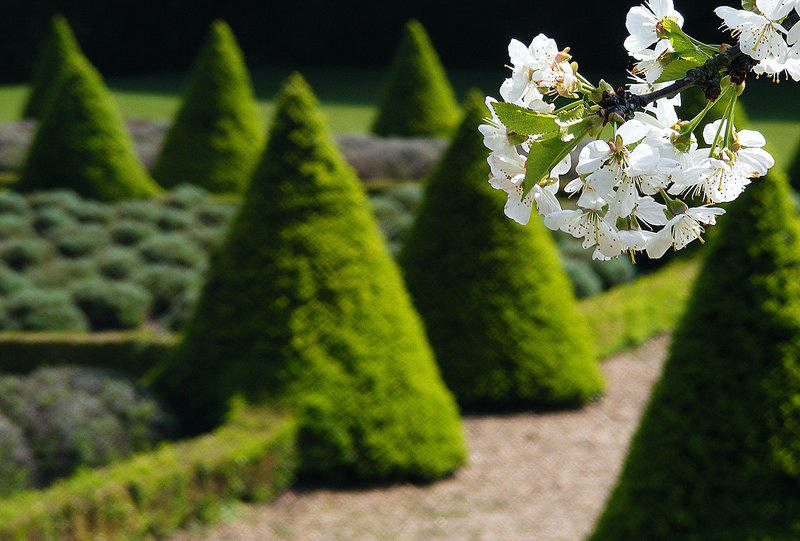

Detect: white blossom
[715, 4, 788, 61]
[624, 0, 685, 54]
[544, 208, 623, 258]
[646, 206, 725, 258]
[499, 34, 576, 108]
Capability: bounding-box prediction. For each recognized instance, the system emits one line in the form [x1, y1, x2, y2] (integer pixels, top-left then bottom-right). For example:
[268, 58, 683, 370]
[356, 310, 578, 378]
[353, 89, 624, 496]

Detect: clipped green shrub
[385, 182, 424, 211]
[0, 215, 35, 240]
[27, 189, 83, 212]
[591, 256, 636, 288]
[156, 73, 466, 483]
[27, 258, 97, 288]
[399, 92, 603, 410]
[0, 238, 52, 270]
[589, 170, 800, 541]
[0, 264, 34, 295]
[71, 199, 112, 224]
[15, 53, 162, 201]
[0, 366, 177, 486]
[94, 246, 142, 280]
[20, 16, 82, 120]
[0, 191, 30, 215]
[137, 233, 205, 268]
[194, 201, 236, 226]
[5, 288, 88, 331]
[113, 199, 161, 223]
[69, 279, 151, 331]
[155, 207, 193, 232]
[371, 20, 460, 137]
[152, 20, 263, 193]
[562, 258, 604, 298]
[186, 226, 225, 252]
[48, 223, 111, 257]
[133, 264, 201, 318]
[0, 413, 296, 541]
[32, 207, 75, 235]
[109, 219, 156, 246]
[0, 413, 34, 497]
[162, 184, 209, 210]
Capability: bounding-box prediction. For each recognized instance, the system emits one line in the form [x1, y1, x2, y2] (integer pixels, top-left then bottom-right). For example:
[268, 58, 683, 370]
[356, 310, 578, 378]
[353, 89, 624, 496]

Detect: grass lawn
[0, 65, 798, 166]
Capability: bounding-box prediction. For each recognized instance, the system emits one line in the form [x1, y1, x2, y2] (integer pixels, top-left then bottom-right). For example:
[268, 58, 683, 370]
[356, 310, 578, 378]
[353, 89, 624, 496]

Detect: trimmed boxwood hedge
[371, 20, 460, 137]
[399, 91, 603, 410]
[156, 72, 466, 483]
[20, 16, 82, 120]
[151, 20, 263, 193]
[0, 254, 697, 379]
[588, 169, 800, 541]
[0, 412, 297, 541]
[15, 52, 161, 201]
[0, 331, 176, 377]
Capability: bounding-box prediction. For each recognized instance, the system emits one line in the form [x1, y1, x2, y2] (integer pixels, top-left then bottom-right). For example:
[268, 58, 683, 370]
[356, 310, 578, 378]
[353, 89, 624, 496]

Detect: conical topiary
[398, 91, 604, 410]
[15, 54, 161, 201]
[151, 20, 264, 193]
[156, 72, 466, 483]
[20, 15, 82, 120]
[371, 20, 461, 137]
[588, 169, 800, 541]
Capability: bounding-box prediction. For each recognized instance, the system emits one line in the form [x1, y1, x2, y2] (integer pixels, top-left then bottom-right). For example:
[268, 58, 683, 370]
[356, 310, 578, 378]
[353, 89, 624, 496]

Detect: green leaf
[523, 120, 590, 194]
[556, 103, 589, 127]
[661, 19, 711, 64]
[655, 58, 701, 83]
[491, 102, 559, 139]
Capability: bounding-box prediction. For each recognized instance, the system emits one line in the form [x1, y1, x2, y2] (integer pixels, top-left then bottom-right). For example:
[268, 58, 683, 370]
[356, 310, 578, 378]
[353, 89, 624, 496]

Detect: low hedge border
[0, 331, 176, 377]
[579, 258, 699, 359]
[0, 411, 297, 541]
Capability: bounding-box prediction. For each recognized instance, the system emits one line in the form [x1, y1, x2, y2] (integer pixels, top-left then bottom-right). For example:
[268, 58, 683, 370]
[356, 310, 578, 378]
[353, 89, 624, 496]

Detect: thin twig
[624, 10, 800, 113]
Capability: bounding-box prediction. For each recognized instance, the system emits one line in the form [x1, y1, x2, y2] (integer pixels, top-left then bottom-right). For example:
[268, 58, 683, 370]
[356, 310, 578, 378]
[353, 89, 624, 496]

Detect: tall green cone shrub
[157, 73, 466, 483]
[21, 16, 82, 120]
[371, 20, 460, 137]
[398, 91, 604, 410]
[588, 170, 800, 541]
[152, 20, 263, 193]
[16, 55, 161, 201]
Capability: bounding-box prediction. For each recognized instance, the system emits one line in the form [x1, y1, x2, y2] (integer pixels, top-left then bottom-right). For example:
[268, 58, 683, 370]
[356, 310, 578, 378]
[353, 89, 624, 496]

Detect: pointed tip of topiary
[371, 19, 460, 137]
[17, 53, 161, 201]
[150, 19, 262, 193]
[21, 15, 82, 120]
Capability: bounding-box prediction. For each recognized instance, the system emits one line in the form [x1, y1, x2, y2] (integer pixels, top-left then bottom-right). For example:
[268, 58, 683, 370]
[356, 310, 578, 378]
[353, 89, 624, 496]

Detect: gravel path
[169, 336, 670, 541]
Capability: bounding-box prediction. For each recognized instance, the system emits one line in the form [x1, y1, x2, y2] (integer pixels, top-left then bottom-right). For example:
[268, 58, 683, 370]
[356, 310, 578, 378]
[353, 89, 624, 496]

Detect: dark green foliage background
[152, 20, 264, 193]
[588, 170, 800, 541]
[371, 20, 460, 137]
[399, 92, 604, 410]
[20, 16, 81, 120]
[16, 53, 161, 201]
[158, 73, 466, 482]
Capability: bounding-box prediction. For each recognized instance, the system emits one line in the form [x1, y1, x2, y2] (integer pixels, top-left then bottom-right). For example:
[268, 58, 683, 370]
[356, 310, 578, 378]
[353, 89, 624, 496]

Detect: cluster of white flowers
[482, 0, 787, 261]
[716, 0, 800, 79]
